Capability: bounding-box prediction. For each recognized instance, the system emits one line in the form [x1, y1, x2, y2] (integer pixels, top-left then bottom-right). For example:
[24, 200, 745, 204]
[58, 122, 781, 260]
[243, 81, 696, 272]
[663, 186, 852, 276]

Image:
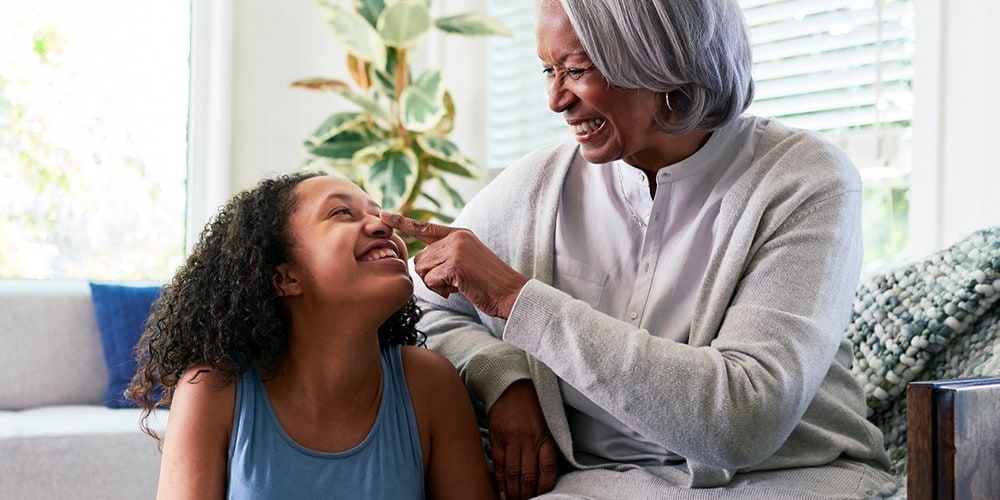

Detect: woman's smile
[570, 118, 607, 142]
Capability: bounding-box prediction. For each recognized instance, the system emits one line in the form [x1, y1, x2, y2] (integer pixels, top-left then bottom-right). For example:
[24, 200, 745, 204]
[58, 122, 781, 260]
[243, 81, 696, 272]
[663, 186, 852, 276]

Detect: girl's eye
[329, 207, 352, 218]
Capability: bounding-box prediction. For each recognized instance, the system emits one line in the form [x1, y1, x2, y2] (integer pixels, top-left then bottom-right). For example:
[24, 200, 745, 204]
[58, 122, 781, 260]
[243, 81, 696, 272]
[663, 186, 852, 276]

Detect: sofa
[0, 228, 997, 499]
[0, 280, 167, 500]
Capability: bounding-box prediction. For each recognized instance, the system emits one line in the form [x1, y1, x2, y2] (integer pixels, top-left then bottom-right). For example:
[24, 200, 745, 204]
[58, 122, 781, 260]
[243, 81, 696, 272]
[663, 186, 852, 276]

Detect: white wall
[909, 0, 1000, 256]
[188, 0, 351, 245]
[229, 0, 351, 191]
[195, 0, 1000, 257]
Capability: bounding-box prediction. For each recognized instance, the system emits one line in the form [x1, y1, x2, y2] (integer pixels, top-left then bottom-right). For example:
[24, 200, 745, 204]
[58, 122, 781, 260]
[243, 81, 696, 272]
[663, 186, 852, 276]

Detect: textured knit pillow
[89, 282, 161, 408]
[846, 226, 1000, 473]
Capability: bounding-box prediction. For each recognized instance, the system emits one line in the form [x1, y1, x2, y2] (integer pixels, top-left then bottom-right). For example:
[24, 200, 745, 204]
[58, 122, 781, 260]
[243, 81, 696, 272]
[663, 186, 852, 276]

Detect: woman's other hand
[489, 380, 559, 499]
[381, 213, 528, 319]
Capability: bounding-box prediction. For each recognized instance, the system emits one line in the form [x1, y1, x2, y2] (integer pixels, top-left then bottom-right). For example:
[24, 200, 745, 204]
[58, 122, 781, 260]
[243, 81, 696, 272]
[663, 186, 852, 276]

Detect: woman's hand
[380, 213, 528, 319]
[489, 380, 559, 499]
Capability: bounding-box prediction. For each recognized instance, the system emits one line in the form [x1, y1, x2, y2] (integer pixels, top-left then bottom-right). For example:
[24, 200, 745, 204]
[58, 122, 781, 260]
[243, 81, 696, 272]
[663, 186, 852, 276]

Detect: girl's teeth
[362, 249, 397, 262]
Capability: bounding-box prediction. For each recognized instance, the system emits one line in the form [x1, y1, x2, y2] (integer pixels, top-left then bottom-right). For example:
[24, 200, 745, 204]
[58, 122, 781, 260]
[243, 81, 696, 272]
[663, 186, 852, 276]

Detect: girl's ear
[272, 263, 302, 297]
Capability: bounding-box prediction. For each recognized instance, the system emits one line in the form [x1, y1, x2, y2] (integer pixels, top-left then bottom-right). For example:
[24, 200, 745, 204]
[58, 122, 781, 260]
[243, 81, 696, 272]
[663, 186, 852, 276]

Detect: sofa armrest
[906, 376, 1000, 499]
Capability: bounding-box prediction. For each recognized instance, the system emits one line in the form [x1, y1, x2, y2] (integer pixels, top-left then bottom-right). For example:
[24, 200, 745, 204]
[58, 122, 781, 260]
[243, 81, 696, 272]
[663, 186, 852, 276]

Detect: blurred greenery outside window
[485, 0, 914, 276]
[0, 1, 190, 281]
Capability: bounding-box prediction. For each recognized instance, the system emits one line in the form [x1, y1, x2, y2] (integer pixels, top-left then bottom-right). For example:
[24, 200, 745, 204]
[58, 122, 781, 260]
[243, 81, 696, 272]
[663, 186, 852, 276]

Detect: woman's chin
[580, 145, 619, 165]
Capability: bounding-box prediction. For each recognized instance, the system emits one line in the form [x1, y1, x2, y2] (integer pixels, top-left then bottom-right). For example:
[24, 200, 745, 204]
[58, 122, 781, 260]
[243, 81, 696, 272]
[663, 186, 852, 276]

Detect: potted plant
[293, 0, 509, 252]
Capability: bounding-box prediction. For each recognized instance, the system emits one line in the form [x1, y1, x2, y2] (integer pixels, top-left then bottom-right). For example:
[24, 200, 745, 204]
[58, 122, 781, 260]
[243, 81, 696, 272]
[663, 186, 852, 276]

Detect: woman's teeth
[571, 118, 604, 135]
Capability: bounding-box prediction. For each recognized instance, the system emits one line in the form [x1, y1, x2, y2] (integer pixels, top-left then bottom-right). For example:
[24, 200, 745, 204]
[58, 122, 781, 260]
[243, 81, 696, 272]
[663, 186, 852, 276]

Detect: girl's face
[536, 1, 671, 171]
[279, 176, 412, 315]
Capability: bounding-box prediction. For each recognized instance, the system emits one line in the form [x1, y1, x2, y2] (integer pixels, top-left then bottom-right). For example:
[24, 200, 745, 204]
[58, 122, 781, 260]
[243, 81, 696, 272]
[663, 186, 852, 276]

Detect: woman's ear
[272, 263, 302, 297]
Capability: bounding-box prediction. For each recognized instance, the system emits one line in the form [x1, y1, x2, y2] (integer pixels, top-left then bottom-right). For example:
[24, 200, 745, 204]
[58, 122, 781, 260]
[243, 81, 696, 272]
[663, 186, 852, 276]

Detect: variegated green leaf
[305, 112, 364, 146]
[378, 1, 431, 48]
[317, 0, 387, 68]
[355, 0, 385, 26]
[293, 78, 393, 125]
[416, 135, 478, 178]
[409, 208, 454, 224]
[353, 138, 401, 165]
[436, 176, 466, 208]
[435, 12, 511, 37]
[400, 70, 445, 132]
[419, 189, 442, 208]
[371, 67, 395, 96]
[435, 90, 456, 134]
[306, 128, 383, 162]
[366, 149, 418, 210]
[426, 155, 475, 178]
[306, 157, 362, 181]
[416, 135, 460, 157]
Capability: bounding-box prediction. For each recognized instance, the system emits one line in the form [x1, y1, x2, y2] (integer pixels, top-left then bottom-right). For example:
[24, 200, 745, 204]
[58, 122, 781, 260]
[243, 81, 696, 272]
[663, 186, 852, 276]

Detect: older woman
[384, 0, 897, 498]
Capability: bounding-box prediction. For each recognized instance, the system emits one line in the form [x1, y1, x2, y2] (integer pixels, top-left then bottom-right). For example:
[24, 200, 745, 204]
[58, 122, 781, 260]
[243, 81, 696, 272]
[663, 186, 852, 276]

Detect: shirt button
[629, 311, 638, 320]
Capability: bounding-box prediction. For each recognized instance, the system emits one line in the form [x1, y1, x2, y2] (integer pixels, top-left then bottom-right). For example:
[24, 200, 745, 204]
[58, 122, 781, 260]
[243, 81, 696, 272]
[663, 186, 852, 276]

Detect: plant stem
[399, 158, 427, 216]
[394, 48, 409, 144]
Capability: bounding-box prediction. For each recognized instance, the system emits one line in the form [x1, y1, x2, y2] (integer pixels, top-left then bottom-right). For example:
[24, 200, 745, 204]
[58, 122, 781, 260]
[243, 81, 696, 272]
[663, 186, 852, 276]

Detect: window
[740, 0, 914, 273]
[0, 1, 191, 281]
[484, 0, 914, 274]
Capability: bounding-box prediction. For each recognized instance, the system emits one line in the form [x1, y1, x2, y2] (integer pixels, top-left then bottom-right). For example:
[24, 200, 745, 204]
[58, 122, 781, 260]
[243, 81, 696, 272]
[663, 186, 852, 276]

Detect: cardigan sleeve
[415, 141, 576, 410]
[416, 281, 532, 409]
[503, 164, 865, 469]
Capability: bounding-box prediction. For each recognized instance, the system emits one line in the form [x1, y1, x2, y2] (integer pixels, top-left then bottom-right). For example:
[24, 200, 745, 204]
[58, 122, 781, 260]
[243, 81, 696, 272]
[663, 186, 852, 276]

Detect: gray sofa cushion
[0, 280, 108, 410]
[0, 406, 167, 439]
[0, 432, 162, 500]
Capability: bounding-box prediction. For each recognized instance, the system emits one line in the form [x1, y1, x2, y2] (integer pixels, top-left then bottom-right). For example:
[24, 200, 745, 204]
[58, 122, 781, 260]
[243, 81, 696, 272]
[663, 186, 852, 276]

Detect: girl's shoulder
[399, 346, 462, 389]
[171, 363, 238, 427]
[399, 346, 469, 419]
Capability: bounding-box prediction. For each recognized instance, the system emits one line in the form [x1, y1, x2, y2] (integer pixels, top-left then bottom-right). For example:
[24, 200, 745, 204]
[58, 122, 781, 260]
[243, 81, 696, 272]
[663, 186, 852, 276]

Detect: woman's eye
[567, 67, 588, 78]
[542, 66, 555, 77]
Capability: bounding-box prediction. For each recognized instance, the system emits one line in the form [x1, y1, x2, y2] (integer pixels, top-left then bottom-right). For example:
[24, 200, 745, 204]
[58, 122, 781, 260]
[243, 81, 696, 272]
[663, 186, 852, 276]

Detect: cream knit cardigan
[415, 118, 893, 492]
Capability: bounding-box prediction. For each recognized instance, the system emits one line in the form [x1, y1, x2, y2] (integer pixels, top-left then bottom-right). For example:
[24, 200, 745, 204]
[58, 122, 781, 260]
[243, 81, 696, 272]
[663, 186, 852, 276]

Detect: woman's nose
[548, 78, 575, 113]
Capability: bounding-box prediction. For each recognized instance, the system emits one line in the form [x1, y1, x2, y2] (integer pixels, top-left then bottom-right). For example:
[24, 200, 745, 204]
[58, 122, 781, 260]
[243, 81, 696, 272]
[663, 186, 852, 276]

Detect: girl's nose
[364, 212, 391, 238]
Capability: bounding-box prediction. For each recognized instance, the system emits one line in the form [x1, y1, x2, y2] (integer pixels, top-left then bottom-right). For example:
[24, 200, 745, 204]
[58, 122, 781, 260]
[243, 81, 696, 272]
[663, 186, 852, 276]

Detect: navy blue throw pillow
[89, 282, 161, 408]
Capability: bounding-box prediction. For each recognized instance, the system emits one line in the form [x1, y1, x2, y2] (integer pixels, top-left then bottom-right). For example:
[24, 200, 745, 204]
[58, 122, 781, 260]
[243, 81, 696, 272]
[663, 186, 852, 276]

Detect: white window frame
[187, 0, 233, 251]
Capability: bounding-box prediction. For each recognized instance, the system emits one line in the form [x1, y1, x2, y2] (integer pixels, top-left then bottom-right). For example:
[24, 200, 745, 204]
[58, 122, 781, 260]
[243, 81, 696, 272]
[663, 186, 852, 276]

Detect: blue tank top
[227, 345, 425, 499]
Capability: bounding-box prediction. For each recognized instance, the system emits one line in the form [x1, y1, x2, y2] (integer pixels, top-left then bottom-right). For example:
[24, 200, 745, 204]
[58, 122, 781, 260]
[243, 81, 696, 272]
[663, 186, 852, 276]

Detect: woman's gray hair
[557, 0, 755, 134]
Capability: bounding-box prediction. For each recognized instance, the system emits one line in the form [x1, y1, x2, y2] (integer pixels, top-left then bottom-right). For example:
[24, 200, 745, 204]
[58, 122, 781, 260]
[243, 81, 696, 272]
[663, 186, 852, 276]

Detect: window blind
[484, 1, 566, 169]
[742, 0, 914, 148]
[484, 0, 914, 170]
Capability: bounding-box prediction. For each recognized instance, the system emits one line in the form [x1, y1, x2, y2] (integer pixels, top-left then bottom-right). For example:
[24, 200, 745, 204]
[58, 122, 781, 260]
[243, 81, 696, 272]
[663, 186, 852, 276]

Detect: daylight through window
[0, 1, 191, 280]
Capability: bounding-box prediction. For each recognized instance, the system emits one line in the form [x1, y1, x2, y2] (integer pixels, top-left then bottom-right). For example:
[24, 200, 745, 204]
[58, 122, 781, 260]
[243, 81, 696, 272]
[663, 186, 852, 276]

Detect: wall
[909, 0, 1000, 257]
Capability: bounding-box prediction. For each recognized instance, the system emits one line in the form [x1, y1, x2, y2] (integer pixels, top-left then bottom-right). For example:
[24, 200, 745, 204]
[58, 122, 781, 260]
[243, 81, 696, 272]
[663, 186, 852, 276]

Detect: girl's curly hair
[128, 171, 423, 441]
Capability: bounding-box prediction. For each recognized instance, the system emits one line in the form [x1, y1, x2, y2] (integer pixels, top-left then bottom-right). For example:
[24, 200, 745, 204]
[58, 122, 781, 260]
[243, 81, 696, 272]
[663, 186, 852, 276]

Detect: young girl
[128, 172, 494, 499]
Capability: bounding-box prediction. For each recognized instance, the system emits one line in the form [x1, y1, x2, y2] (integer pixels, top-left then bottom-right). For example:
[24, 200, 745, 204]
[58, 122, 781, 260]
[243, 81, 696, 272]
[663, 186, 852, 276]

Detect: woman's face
[280, 176, 412, 314]
[536, 1, 671, 170]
